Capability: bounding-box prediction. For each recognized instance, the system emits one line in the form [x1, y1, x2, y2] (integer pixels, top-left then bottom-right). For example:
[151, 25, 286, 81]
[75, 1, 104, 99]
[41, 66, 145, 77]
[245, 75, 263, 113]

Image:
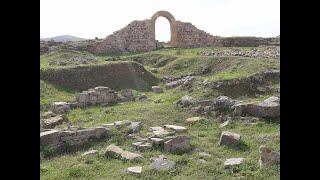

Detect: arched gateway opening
[150, 11, 177, 47]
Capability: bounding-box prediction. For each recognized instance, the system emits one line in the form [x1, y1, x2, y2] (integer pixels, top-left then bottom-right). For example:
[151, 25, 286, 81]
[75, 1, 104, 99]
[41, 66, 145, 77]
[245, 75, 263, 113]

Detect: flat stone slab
[128, 166, 142, 174]
[199, 152, 212, 157]
[102, 123, 114, 128]
[224, 158, 245, 166]
[152, 130, 171, 138]
[186, 117, 204, 123]
[82, 150, 99, 156]
[149, 155, 176, 170]
[132, 142, 152, 150]
[104, 144, 143, 160]
[121, 151, 143, 160]
[114, 120, 132, 126]
[163, 125, 187, 133]
[149, 126, 165, 132]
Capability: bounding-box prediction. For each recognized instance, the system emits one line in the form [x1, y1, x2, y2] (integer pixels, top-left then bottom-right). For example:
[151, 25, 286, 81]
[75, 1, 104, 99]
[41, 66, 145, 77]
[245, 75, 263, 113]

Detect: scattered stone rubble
[199, 46, 280, 59]
[164, 76, 195, 89]
[49, 56, 97, 66]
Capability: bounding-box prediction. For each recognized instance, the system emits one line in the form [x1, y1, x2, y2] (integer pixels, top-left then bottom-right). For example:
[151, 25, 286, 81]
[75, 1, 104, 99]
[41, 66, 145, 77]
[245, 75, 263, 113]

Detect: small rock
[219, 131, 241, 146]
[213, 96, 235, 111]
[42, 111, 56, 119]
[121, 89, 133, 97]
[203, 79, 209, 86]
[121, 151, 144, 160]
[104, 144, 124, 157]
[149, 156, 176, 170]
[219, 120, 230, 128]
[152, 86, 163, 93]
[149, 138, 165, 146]
[164, 135, 191, 153]
[163, 125, 187, 133]
[186, 117, 204, 124]
[132, 142, 152, 151]
[199, 152, 212, 157]
[82, 150, 99, 156]
[128, 121, 142, 133]
[154, 98, 162, 103]
[259, 145, 280, 166]
[51, 102, 70, 114]
[180, 95, 196, 107]
[198, 159, 207, 163]
[224, 158, 244, 166]
[152, 130, 171, 138]
[42, 115, 69, 129]
[138, 94, 147, 100]
[128, 166, 142, 174]
[150, 68, 157, 73]
[114, 120, 132, 126]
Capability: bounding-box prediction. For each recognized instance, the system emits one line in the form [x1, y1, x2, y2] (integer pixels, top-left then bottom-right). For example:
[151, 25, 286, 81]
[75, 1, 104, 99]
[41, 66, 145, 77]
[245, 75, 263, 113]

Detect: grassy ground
[40, 46, 280, 179]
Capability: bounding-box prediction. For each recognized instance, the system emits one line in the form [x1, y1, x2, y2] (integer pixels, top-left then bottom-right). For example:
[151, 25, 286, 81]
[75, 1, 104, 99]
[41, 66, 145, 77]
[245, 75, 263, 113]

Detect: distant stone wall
[40, 127, 109, 148]
[40, 61, 158, 91]
[216, 37, 270, 47]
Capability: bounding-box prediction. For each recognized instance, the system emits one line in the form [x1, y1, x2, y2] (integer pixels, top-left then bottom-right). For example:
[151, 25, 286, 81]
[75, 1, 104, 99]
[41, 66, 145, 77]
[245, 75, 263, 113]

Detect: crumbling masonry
[89, 11, 219, 53]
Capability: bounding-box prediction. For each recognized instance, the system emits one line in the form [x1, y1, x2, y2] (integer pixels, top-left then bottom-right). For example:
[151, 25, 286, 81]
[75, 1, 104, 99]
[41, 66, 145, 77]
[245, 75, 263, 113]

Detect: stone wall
[40, 61, 158, 91]
[76, 86, 119, 105]
[40, 127, 109, 148]
[174, 21, 218, 48]
[216, 37, 270, 47]
[89, 20, 155, 53]
[86, 11, 220, 54]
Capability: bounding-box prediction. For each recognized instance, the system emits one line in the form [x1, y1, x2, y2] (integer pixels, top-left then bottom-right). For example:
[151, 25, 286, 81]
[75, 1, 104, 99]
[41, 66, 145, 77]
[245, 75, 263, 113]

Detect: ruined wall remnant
[87, 10, 220, 54]
[40, 127, 109, 148]
[76, 86, 119, 105]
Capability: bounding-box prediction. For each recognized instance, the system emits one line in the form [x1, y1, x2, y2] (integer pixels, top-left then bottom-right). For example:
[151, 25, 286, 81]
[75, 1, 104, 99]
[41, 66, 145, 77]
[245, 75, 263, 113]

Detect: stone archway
[150, 11, 178, 47]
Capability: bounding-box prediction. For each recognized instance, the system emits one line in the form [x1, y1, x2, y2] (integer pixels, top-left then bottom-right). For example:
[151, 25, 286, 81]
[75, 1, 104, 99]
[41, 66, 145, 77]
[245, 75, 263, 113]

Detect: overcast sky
[40, 0, 280, 41]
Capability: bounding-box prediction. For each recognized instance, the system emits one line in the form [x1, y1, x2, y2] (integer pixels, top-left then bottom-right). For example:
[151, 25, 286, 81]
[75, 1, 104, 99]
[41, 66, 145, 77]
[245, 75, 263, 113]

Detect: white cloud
[40, 0, 280, 40]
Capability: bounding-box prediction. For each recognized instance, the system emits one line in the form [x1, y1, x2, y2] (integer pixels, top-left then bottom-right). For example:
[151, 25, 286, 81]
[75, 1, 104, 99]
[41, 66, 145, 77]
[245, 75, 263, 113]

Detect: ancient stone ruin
[88, 10, 219, 53]
[76, 86, 119, 106]
[40, 127, 109, 148]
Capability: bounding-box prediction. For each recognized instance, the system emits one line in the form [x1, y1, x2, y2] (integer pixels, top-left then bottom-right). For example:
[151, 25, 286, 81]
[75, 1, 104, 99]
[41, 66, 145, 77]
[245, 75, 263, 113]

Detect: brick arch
[150, 11, 178, 46]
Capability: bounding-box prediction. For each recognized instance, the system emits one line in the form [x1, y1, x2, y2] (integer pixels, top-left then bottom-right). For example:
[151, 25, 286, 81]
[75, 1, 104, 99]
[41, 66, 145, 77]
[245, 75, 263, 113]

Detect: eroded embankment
[40, 62, 158, 91]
